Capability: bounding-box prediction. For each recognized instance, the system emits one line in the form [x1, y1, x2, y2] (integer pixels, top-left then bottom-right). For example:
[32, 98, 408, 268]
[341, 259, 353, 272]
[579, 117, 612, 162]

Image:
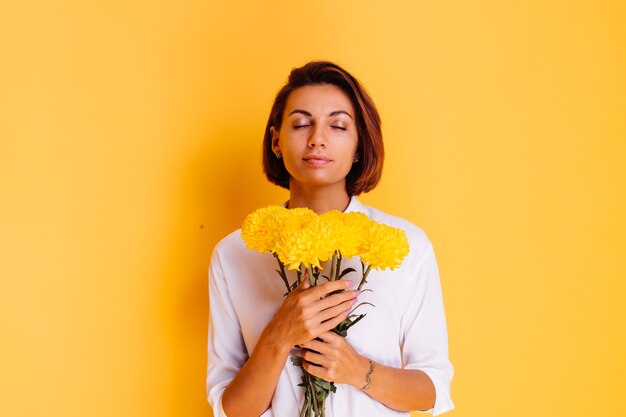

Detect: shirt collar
[344, 196, 368, 214]
[282, 196, 368, 215]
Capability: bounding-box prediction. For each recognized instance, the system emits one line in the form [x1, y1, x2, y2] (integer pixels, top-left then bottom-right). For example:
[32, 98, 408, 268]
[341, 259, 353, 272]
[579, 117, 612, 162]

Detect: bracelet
[360, 360, 375, 390]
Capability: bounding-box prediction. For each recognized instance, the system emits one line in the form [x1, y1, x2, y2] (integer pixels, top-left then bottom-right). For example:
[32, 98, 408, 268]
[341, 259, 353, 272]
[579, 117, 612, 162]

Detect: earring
[353, 154, 359, 163]
[275, 152, 282, 159]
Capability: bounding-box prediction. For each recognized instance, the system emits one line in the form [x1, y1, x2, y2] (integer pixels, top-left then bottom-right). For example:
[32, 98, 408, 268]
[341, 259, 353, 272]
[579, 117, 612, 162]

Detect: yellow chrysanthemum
[316, 210, 370, 259]
[338, 212, 371, 259]
[242, 205, 409, 272]
[240, 205, 289, 253]
[275, 208, 335, 270]
[318, 210, 345, 251]
[359, 222, 409, 270]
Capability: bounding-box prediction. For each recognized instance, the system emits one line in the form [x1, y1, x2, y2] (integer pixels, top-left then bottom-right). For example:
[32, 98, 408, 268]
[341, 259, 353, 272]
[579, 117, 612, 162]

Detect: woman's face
[271, 84, 359, 192]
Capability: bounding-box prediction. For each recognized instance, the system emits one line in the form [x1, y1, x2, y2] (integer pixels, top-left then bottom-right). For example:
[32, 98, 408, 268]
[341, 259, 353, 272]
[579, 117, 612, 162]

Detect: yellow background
[1, 1, 624, 416]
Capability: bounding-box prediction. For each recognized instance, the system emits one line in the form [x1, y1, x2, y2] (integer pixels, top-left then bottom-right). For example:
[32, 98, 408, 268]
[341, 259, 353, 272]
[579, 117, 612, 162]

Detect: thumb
[288, 278, 310, 297]
[298, 279, 311, 291]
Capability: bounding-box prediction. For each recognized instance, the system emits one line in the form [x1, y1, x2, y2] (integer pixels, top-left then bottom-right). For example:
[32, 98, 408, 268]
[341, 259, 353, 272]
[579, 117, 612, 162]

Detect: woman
[206, 61, 454, 416]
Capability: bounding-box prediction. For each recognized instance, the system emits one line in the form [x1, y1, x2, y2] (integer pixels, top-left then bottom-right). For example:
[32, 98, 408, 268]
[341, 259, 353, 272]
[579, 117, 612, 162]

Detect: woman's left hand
[300, 331, 369, 388]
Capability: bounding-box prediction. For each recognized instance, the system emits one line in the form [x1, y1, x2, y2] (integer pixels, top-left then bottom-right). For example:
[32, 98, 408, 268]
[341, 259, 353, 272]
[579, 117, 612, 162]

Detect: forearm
[221, 280, 355, 416]
[221, 325, 291, 417]
[356, 357, 435, 412]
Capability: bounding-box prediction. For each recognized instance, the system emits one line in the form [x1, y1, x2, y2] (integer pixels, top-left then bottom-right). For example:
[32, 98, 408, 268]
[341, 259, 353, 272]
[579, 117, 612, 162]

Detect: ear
[270, 126, 280, 153]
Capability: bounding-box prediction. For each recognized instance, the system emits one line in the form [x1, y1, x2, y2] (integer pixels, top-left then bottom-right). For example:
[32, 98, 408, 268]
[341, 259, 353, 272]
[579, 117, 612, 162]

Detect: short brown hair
[262, 61, 384, 196]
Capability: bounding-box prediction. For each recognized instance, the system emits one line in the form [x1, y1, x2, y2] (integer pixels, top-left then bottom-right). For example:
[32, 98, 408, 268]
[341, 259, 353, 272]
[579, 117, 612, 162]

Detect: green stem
[307, 264, 315, 286]
[329, 251, 337, 281]
[309, 376, 319, 416]
[357, 264, 372, 290]
[296, 268, 302, 285]
[335, 252, 342, 280]
[274, 254, 291, 294]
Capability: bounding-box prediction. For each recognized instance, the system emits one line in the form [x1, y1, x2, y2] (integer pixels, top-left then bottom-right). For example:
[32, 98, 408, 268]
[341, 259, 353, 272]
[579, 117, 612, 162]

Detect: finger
[317, 298, 354, 323]
[302, 349, 328, 368]
[301, 280, 353, 302]
[317, 310, 350, 334]
[290, 279, 310, 295]
[301, 339, 328, 353]
[302, 360, 328, 381]
[317, 331, 342, 344]
[315, 289, 360, 311]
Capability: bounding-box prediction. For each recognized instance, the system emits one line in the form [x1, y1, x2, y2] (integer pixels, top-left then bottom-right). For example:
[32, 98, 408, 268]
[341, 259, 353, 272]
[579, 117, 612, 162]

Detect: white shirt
[206, 197, 454, 416]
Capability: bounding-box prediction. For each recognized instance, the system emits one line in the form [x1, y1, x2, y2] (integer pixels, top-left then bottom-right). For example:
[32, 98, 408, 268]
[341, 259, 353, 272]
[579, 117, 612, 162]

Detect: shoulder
[210, 228, 247, 262]
[361, 203, 434, 259]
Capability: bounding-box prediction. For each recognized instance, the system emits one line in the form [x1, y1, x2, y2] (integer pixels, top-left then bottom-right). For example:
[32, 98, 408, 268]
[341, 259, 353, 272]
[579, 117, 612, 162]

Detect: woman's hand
[300, 331, 370, 388]
[265, 279, 360, 349]
[222, 279, 357, 417]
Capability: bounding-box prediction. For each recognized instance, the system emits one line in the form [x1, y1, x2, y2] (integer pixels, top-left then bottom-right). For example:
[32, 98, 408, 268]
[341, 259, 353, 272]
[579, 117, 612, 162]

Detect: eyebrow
[288, 109, 353, 119]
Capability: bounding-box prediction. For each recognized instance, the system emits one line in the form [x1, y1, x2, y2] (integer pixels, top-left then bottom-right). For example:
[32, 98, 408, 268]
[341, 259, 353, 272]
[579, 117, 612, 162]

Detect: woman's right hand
[221, 279, 358, 416]
[265, 279, 360, 348]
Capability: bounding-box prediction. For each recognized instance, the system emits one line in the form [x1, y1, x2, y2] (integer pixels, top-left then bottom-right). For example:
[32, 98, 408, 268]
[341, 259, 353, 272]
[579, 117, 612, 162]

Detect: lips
[303, 154, 332, 166]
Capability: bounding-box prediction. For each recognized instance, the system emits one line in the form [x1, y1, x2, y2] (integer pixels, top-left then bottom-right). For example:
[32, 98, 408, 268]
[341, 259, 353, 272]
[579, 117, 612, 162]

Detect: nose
[307, 124, 327, 148]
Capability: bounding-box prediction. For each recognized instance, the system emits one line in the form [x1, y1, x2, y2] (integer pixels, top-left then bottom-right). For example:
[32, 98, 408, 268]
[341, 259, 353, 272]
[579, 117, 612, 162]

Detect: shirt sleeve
[206, 245, 248, 416]
[400, 243, 455, 416]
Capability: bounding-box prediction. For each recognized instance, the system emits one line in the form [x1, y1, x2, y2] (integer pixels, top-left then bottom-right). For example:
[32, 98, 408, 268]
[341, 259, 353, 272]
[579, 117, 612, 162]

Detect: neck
[287, 180, 351, 214]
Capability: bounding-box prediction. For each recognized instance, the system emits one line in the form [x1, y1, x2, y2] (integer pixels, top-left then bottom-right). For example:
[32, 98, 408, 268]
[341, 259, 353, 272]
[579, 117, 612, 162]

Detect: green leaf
[314, 379, 331, 390]
[350, 301, 376, 314]
[327, 288, 345, 297]
[343, 313, 367, 331]
[338, 267, 356, 279]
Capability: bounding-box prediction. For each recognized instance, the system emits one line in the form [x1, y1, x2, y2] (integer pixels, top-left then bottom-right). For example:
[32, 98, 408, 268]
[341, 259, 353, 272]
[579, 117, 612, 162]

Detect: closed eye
[331, 126, 347, 131]
[294, 124, 310, 129]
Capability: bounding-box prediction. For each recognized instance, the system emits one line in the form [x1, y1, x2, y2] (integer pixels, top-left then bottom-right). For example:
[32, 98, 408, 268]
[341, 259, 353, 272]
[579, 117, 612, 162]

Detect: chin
[292, 176, 347, 189]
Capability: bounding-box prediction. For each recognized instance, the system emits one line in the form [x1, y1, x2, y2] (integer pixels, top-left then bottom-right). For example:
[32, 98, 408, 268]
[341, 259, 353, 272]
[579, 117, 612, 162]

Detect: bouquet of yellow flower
[241, 206, 409, 417]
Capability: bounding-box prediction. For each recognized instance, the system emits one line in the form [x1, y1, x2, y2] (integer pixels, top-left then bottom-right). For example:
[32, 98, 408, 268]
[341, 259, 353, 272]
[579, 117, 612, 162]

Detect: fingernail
[350, 298, 357, 305]
[345, 280, 353, 286]
[353, 290, 362, 296]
